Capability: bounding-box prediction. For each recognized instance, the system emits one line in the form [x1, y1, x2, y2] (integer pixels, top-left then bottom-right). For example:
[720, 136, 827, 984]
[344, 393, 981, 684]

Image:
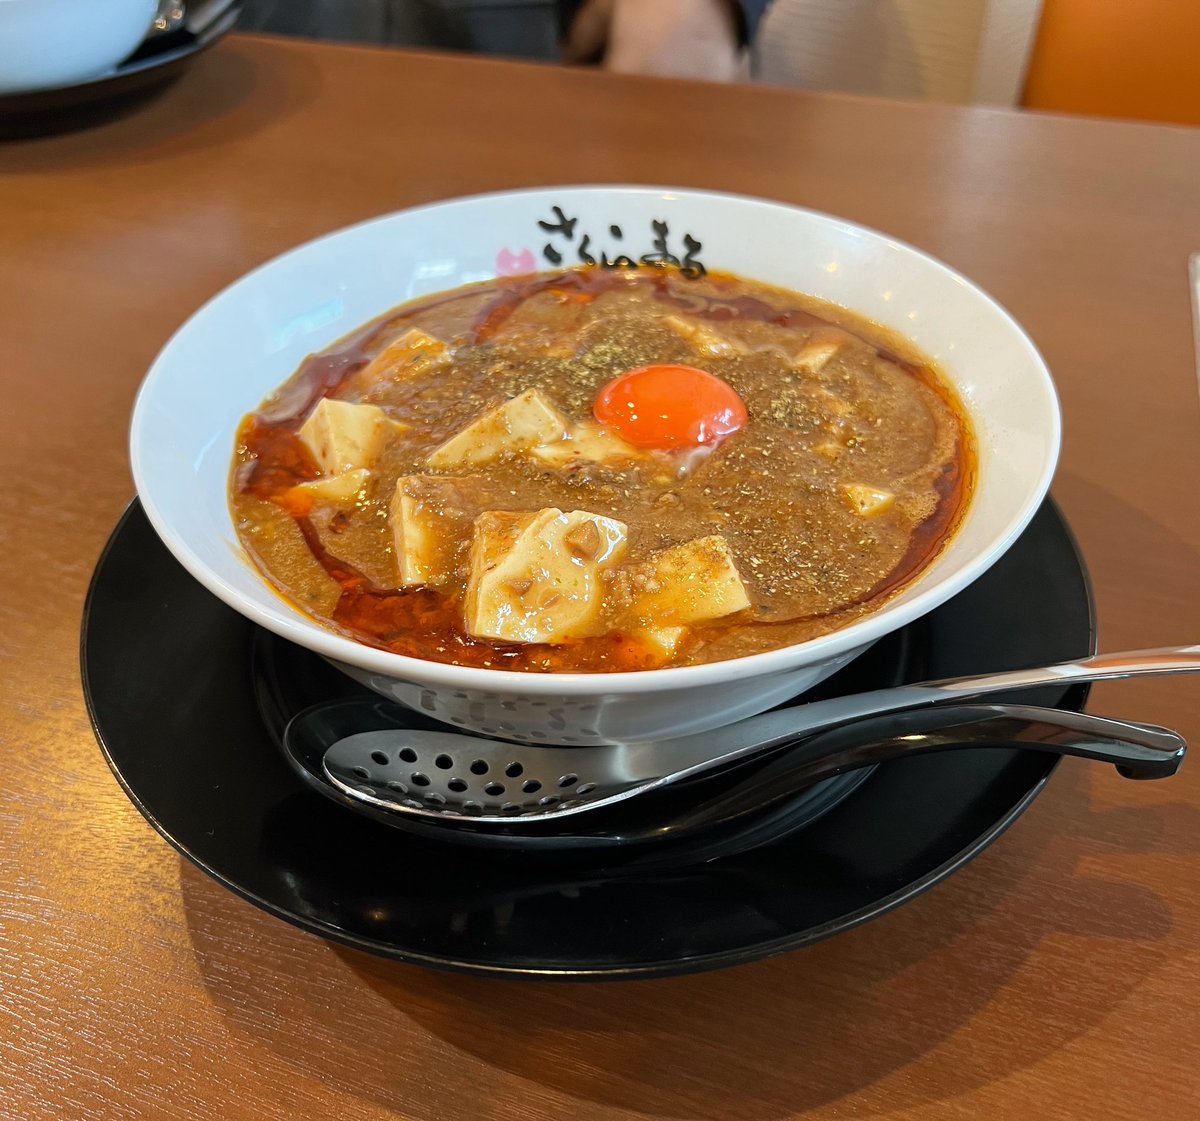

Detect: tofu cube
[622, 535, 751, 627]
[634, 626, 688, 660]
[464, 508, 628, 644]
[793, 334, 844, 373]
[427, 388, 571, 469]
[390, 475, 475, 587]
[530, 420, 645, 469]
[664, 315, 743, 357]
[289, 468, 371, 506]
[298, 399, 401, 474]
[842, 484, 896, 516]
[358, 327, 449, 384]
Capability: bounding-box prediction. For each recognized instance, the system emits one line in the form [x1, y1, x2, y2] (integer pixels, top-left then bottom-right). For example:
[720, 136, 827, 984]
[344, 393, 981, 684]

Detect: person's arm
[563, 0, 763, 82]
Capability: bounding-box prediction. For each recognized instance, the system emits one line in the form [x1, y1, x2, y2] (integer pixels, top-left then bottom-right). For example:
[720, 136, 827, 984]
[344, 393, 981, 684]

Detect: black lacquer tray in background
[82, 500, 1093, 979]
[0, 2, 241, 139]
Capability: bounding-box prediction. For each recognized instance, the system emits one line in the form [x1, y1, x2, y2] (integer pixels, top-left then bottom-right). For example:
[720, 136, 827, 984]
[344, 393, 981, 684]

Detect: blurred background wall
[755, 0, 1200, 124]
[237, 0, 1200, 126]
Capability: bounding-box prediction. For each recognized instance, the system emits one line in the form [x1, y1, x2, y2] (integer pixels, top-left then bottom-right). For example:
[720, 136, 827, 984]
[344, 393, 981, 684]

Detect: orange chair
[1022, 0, 1200, 125]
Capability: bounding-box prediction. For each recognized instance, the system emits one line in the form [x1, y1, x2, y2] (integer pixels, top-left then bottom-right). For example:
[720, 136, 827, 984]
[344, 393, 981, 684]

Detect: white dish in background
[130, 186, 1060, 744]
[0, 0, 158, 93]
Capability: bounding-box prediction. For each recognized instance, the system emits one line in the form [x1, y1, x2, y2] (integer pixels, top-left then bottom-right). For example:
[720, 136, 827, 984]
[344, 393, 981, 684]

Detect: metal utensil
[184, 0, 238, 37]
[645, 702, 1183, 839]
[309, 645, 1198, 824]
[147, 0, 238, 40]
[149, 1, 186, 37]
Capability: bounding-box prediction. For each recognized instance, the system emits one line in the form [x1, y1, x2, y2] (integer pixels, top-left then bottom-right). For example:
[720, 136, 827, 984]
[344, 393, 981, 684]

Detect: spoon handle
[655, 703, 1186, 840]
[921, 646, 1200, 695]
[654, 645, 1200, 777]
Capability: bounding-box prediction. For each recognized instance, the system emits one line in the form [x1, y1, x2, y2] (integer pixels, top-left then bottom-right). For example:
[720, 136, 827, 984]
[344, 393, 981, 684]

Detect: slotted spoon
[303, 644, 1198, 824]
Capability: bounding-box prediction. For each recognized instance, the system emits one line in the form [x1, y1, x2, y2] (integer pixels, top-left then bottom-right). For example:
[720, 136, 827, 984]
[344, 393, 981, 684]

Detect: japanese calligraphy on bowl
[536, 205, 706, 276]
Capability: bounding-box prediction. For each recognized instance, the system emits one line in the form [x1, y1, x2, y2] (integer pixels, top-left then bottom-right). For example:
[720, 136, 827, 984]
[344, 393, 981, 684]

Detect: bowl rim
[131, 183, 1061, 697]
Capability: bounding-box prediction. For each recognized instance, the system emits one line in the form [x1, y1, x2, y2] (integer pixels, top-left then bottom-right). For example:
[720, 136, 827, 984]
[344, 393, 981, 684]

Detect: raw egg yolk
[593, 364, 749, 450]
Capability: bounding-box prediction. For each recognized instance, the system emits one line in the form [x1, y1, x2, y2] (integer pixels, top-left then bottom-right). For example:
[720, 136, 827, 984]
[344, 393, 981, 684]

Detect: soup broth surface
[231, 267, 974, 672]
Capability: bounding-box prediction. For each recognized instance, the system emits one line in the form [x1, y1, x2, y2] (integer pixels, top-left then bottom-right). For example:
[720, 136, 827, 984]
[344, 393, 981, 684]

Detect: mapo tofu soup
[230, 267, 974, 672]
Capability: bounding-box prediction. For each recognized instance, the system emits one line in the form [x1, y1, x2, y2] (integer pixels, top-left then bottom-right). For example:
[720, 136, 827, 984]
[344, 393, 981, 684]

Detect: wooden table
[2, 34, 1198, 1121]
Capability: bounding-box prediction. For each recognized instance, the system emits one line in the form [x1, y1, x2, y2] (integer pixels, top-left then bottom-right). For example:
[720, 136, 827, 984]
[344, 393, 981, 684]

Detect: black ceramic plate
[82, 500, 1093, 979]
[0, 1, 240, 138]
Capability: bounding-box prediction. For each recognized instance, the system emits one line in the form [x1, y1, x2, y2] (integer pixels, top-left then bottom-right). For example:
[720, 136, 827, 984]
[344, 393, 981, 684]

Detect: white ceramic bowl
[0, 0, 157, 93]
[131, 186, 1060, 744]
